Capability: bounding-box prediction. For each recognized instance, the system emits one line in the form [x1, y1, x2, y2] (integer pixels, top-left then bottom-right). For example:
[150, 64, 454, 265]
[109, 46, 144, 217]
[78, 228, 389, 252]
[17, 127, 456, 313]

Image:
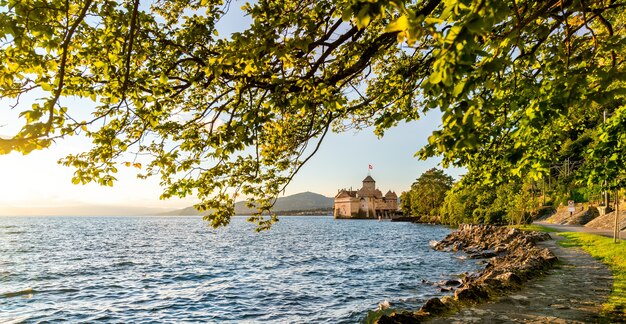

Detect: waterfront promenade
[430, 233, 614, 323]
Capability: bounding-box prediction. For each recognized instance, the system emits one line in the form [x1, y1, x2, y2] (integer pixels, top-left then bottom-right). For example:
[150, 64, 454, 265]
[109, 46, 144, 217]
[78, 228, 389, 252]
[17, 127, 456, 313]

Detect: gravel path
[428, 233, 613, 323]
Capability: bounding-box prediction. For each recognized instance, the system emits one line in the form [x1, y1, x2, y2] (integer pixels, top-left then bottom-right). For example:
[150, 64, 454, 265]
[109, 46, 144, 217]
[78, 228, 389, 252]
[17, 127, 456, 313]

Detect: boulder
[443, 279, 462, 287]
[454, 284, 489, 302]
[376, 312, 426, 324]
[495, 272, 523, 287]
[419, 297, 447, 315]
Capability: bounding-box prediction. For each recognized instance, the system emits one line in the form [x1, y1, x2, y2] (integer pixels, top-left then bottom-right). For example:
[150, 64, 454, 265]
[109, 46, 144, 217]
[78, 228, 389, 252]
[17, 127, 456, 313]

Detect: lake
[0, 216, 479, 323]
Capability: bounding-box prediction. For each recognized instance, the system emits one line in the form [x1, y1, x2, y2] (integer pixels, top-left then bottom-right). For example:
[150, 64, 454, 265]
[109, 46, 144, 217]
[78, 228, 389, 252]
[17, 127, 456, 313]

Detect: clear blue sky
[0, 2, 463, 214]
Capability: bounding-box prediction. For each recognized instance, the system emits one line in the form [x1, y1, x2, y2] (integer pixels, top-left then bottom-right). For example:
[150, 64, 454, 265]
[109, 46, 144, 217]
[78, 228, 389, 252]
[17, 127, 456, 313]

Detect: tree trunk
[615, 189, 620, 243]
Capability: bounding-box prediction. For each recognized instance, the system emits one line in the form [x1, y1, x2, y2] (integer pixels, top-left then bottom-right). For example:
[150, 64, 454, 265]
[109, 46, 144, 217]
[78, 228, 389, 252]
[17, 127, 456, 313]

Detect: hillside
[540, 204, 596, 225]
[162, 191, 334, 216]
[585, 200, 626, 230]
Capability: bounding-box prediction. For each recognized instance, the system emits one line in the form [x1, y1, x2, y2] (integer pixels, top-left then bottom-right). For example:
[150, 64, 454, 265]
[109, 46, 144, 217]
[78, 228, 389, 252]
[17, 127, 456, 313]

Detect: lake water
[0, 216, 479, 323]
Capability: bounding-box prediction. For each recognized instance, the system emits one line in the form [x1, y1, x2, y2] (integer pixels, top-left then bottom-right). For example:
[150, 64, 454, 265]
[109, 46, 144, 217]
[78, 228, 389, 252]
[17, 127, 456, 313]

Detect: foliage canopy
[440, 177, 539, 225]
[401, 168, 453, 220]
[1, 0, 626, 229]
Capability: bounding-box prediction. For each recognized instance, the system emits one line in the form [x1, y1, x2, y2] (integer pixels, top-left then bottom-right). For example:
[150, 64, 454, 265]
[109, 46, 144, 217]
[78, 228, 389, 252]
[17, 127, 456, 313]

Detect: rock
[494, 245, 507, 253]
[435, 279, 462, 287]
[468, 251, 497, 259]
[495, 272, 522, 287]
[440, 295, 455, 304]
[443, 279, 462, 286]
[538, 248, 558, 264]
[454, 284, 489, 302]
[376, 312, 425, 324]
[419, 297, 448, 315]
[508, 228, 519, 236]
[459, 271, 480, 284]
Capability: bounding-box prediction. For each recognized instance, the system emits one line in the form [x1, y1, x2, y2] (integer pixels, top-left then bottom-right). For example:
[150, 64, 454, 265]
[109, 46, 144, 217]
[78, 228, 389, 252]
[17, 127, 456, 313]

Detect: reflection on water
[0, 216, 478, 323]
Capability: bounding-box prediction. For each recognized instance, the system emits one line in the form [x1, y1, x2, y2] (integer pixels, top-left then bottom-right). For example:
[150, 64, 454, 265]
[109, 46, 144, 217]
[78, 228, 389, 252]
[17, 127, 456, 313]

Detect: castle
[333, 175, 398, 219]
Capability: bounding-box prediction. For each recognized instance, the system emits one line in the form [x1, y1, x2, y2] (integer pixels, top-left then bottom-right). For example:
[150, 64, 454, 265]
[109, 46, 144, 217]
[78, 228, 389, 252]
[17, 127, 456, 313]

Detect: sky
[0, 2, 464, 215]
[0, 110, 463, 215]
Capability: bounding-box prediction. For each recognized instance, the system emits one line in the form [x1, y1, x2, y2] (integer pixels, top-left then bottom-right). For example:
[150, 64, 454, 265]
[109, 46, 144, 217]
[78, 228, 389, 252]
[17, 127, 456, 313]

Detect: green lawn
[558, 232, 626, 319]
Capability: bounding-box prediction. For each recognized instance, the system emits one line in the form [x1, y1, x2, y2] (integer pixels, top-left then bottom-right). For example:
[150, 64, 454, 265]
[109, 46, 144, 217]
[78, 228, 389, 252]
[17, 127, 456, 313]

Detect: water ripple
[0, 216, 479, 322]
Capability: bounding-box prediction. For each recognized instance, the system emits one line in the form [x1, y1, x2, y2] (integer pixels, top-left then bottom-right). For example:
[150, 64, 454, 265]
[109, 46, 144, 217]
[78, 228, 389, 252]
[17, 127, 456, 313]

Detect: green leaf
[385, 15, 408, 33]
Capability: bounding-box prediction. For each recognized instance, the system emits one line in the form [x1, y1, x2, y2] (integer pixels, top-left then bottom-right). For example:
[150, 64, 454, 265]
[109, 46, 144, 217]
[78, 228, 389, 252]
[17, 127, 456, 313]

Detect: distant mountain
[162, 191, 334, 216]
[163, 205, 205, 216]
[236, 191, 334, 215]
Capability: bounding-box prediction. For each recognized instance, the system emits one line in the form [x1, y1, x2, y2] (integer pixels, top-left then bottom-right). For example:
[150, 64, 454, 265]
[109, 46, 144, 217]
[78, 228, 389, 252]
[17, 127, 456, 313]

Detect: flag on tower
[368, 164, 373, 170]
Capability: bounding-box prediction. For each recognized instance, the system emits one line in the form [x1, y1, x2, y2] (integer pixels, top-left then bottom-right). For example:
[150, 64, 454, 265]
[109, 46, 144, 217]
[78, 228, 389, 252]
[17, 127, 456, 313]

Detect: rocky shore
[378, 224, 558, 323]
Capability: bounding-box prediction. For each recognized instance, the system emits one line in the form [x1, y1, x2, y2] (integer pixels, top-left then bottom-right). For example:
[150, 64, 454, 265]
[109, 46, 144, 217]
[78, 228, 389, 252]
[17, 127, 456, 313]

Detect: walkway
[534, 221, 625, 240]
[428, 234, 613, 323]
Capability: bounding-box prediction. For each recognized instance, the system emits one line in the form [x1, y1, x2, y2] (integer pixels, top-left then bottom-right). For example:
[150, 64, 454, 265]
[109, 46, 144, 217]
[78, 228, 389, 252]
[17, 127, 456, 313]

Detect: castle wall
[373, 198, 397, 211]
[374, 198, 384, 210]
[358, 198, 368, 217]
[334, 197, 360, 218]
[351, 200, 360, 216]
[367, 197, 376, 217]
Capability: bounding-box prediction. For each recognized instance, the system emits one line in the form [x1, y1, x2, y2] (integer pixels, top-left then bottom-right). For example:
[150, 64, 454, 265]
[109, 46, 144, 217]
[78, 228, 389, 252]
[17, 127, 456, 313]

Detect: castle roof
[356, 188, 371, 197]
[363, 175, 375, 182]
[335, 190, 357, 198]
[385, 190, 397, 198]
[356, 188, 384, 198]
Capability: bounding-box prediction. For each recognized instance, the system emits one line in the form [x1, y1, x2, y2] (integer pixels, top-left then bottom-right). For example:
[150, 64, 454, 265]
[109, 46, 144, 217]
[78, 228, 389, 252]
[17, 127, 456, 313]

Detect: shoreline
[377, 224, 559, 323]
[429, 234, 614, 323]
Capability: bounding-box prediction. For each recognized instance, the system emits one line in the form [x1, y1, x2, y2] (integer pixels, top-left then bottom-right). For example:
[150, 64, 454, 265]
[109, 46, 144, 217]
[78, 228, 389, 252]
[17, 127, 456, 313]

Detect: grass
[508, 224, 561, 233]
[558, 232, 626, 319]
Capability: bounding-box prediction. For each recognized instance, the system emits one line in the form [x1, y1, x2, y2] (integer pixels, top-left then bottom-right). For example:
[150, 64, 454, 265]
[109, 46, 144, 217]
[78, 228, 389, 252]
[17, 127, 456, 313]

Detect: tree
[1, 0, 626, 229]
[399, 191, 412, 216]
[441, 176, 538, 226]
[405, 168, 453, 220]
[440, 181, 483, 225]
